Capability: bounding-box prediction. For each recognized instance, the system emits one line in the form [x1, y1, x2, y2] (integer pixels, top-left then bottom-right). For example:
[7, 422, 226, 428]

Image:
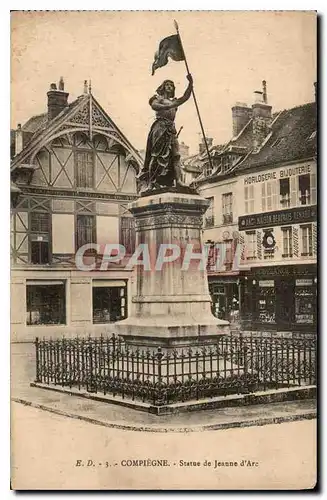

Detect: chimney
[15, 123, 23, 154]
[232, 102, 252, 137]
[199, 137, 213, 154]
[314, 81, 317, 103]
[252, 81, 272, 152]
[47, 78, 69, 121]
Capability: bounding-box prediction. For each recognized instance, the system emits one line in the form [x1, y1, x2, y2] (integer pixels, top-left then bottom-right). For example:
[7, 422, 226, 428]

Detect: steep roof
[22, 112, 48, 133]
[236, 102, 317, 172]
[11, 92, 143, 170]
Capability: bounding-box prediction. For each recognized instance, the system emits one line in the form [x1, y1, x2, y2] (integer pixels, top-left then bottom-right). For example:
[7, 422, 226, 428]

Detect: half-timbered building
[11, 78, 142, 342]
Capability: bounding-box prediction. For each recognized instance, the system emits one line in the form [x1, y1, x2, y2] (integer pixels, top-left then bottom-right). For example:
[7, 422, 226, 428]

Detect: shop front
[208, 275, 241, 325]
[242, 264, 317, 333]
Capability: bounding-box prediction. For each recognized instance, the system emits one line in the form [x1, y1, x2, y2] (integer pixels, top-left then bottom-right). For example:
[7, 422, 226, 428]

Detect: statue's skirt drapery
[140, 117, 179, 187]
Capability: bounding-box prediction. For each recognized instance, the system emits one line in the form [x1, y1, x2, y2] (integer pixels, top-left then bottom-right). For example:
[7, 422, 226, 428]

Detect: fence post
[156, 347, 164, 406]
[35, 337, 40, 382]
[243, 344, 250, 394]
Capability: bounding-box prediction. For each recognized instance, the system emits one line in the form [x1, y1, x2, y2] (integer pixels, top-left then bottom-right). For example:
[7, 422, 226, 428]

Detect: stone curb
[12, 397, 316, 434]
[30, 382, 317, 415]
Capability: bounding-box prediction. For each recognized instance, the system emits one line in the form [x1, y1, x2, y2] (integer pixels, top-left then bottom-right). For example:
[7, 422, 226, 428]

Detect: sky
[11, 11, 316, 155]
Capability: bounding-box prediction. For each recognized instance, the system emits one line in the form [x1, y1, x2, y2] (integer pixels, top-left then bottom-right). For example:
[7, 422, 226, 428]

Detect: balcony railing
[223, 213, 233, 224]
[205, 216, 215, 228]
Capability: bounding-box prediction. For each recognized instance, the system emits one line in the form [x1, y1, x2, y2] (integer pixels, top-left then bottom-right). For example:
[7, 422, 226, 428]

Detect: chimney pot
[50, 83, 57, 90]
[59, 76, 64, 91]
[262, 80, 267, 103]
[15, 124, 23, 154]
[254, 91, 264, 104]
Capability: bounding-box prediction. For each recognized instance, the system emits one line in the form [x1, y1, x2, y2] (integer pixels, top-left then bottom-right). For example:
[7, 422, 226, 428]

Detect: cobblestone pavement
[11, 402, 317, 490]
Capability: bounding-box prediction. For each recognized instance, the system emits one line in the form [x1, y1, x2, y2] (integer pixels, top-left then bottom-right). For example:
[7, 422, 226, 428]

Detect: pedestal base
[116, 190, 230, 347]
[116, 315, 229, 347]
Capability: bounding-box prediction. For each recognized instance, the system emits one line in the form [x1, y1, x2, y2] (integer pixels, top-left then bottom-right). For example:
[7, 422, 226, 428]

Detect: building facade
[194, 82, 317, 334]
[11, 79, 142, 342]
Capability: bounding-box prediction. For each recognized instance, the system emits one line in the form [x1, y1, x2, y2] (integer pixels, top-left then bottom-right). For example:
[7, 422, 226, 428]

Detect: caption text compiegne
[75, 459, 259, 469]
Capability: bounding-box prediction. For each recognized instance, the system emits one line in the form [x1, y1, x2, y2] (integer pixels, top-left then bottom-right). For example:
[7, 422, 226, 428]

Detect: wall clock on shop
[262, 230, 276, 249]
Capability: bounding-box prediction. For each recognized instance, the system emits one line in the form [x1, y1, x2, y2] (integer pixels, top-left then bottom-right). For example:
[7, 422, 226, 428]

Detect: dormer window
[204, 163, 213, 177]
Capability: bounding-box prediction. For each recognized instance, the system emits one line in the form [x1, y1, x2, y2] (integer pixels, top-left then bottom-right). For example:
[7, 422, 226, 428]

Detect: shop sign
[243, 165, 311, 185]
[259, 280, 275, 287]
[296, 279, 313, 286]
[252, 264, 316, 278]
[238, 205, 317, 230]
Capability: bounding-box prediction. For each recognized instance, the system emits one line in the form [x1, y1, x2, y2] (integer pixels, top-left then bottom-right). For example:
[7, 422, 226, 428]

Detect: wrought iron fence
[34, 334, 316, 406]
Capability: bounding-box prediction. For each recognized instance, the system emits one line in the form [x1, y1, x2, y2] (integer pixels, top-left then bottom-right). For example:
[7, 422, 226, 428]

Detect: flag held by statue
[152, 34, 185, 75]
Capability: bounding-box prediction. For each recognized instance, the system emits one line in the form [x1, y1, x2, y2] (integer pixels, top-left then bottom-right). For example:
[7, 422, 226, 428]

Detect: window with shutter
[75, 151, 94, 188]
[29, 212, 51, 264]
[261, 183, 266, 212]
[300, 224, 313, 256]
[290, 176, 298, 207]
[120, 217, 135, 256]
[76, 214, 96, 251]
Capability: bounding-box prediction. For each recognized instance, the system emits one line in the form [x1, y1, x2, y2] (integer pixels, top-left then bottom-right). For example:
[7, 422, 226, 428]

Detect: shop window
[295, 279, 315, 324]
[92, 282, 127, 323]
[280, 178, 290, 207]
[76, 214, 96, 251]
[222, 193, 233, 224]
[257, 280, 276, 324]
[120, 217, 135, 256]
[301, 224, 313, 256]
[245, 231, 256, 260]
[205, 197, 214, 227]
[244, 185, 254, 214]
[26, 282, 66, 325]
[281, 226, 293, 258]
[75, 151, 94, 188]
[29, 212, 50, 264]
[298, 174, 310, 205]
[210, 283, 239, 321]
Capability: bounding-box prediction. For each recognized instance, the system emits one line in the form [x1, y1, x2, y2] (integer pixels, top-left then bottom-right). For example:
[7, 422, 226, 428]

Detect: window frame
[244, 184, 255, 214]
[26, 282, 66, 326]
[29, 211, 51, 265]
[245, 230, 256, 260]
[281, 226, 293, 258]
[300, 224, 313, 256]
[75, 213, 97, 253]
[222, 192, 233, 224]
[74, 149, 95, 189]
[92, 283, 128, 324]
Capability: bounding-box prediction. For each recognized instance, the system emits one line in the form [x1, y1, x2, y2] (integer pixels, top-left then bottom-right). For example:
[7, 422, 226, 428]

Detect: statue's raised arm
[137, 76, 196, 194]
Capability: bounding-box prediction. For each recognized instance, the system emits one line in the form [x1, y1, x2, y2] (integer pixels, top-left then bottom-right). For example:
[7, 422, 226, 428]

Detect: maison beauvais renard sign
[238, 205, 317, 231]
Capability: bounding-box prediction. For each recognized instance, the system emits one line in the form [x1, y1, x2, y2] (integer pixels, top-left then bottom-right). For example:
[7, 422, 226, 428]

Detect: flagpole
[174, 20, 214, 172]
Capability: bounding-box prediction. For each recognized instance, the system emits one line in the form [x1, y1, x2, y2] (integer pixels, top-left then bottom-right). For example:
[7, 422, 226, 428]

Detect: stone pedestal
[116, 190, 229, 347]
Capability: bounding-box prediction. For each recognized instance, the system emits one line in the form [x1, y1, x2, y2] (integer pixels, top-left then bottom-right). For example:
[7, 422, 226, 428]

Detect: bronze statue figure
[138, 74, 195, 193]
